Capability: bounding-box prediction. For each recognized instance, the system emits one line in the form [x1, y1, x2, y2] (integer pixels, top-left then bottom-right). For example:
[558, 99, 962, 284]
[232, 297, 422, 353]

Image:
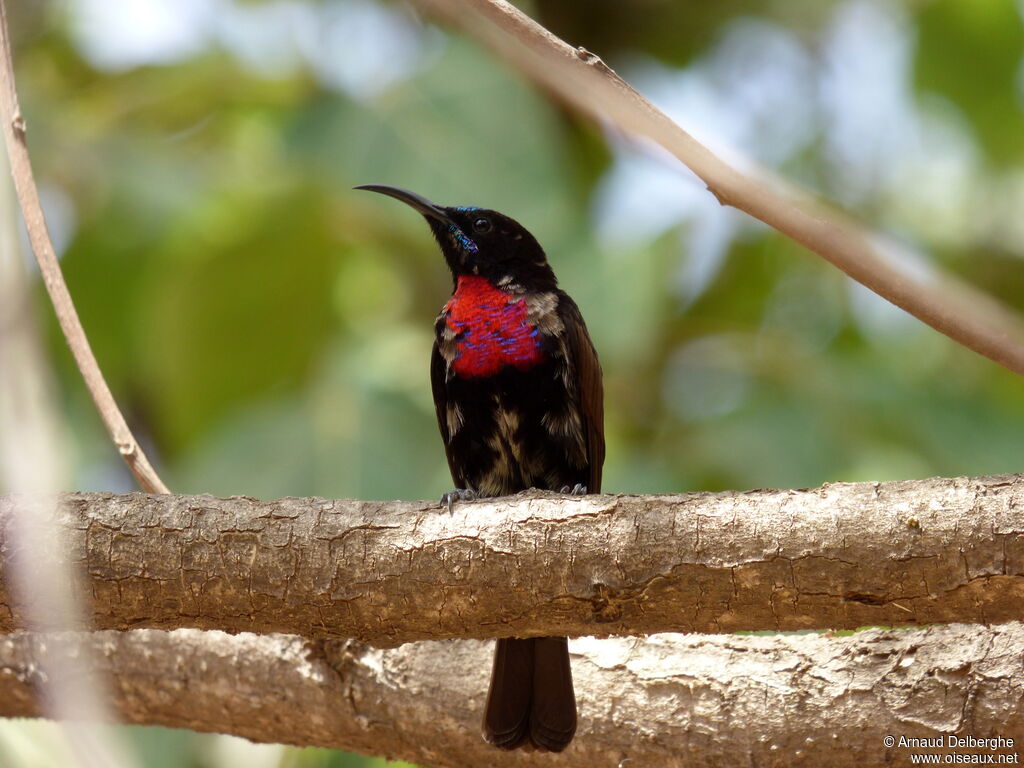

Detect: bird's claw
[440, 488, 477, 513]
[559, 483, 587, 496]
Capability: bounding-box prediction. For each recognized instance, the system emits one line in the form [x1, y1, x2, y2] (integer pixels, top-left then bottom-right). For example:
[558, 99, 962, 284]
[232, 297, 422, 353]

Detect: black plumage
[356, 184, 604, 752]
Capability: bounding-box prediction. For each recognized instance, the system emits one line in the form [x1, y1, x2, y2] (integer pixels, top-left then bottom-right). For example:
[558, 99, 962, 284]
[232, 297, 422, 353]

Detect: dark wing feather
[430, 341, 466, 488]
[560, 300, 605, 493]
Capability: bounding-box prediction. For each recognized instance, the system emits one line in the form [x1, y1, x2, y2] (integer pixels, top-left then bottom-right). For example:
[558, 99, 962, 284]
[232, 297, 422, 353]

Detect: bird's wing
[560, 299, 605, 494]
[431, 339, 466, 488]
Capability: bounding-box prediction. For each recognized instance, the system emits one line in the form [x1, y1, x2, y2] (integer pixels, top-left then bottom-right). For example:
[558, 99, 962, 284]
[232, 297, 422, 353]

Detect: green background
[2, 0, 1024, 765]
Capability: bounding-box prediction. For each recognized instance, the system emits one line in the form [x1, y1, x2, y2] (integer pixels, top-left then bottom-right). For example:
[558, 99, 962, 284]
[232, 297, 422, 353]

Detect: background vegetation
[2, 0, 1024, 765]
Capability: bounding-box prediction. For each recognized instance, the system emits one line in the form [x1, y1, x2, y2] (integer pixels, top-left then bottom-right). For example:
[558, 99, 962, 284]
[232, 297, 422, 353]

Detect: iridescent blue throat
[449, 206, 480, 254]
[448, 224, 479, 254]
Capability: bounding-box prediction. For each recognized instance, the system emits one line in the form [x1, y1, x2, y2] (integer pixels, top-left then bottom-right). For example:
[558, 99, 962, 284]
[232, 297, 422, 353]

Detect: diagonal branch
[2, 475, 1023, 641]
[1, 624, 1022, 767]
[0, 0, 168, 494]
[412, 0, 1024, 378]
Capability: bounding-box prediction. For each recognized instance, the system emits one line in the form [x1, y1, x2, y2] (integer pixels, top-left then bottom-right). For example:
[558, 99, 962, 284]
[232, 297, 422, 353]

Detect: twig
[0, 114, 136, 767]
[414, 0, 1024, 378]
[0, 0, 168, 493]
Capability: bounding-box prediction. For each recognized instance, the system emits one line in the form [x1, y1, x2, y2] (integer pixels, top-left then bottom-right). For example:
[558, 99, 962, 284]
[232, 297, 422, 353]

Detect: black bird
[356, 185, 605, 752]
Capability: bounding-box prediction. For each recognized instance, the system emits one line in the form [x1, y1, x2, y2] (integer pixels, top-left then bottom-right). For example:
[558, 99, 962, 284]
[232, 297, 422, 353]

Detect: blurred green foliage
[915, 0, 1024, 163]
[2, 0, 1024, 765]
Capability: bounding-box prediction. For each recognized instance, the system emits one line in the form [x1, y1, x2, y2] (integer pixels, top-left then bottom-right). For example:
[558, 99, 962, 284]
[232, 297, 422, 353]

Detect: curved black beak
[354, 184, 454, 225]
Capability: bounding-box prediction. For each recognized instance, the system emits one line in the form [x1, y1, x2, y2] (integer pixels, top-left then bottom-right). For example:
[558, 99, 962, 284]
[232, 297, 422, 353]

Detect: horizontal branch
[2, 625, 1022, 766]
[2, 475, 1023, 642]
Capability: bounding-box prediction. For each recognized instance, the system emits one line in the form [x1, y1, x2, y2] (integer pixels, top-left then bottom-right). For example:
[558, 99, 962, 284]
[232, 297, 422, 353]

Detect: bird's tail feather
[483, 637, 576, 752]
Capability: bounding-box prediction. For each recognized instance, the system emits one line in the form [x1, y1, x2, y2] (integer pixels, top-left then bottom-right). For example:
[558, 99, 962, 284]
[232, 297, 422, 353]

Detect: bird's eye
[472, 217, 492, 233]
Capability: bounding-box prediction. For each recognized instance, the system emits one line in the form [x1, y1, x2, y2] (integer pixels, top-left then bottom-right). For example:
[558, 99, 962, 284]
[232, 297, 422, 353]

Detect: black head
[355, 185, 558, 291]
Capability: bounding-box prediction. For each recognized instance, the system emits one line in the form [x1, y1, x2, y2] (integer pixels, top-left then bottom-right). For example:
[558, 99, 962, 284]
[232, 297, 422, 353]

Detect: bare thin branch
[1, 625, 1022, 766]
[0, 113, 136, 768]
[2, 476, 1023, 641]
[0, 0, 168, 494]
[413, 0, 1024, 378]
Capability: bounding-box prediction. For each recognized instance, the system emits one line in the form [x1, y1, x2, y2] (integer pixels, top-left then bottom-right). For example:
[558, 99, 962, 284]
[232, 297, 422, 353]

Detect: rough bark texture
[2, 476, 1024, 642]
[1, 625, 1022, 767]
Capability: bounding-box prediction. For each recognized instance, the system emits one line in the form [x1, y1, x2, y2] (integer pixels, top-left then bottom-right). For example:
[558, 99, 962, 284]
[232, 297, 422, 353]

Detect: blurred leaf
[914, 0, 1024, 163]
[532, 0, 839, 67]
[288, 38, 574, 240]
[137, 186, 337, 454]
[122, 727, 198, 768]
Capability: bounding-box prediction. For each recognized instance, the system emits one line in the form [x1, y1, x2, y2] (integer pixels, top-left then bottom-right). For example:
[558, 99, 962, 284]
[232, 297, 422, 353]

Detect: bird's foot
[559, 483, 587, 496]
[440, 488, 477, 513]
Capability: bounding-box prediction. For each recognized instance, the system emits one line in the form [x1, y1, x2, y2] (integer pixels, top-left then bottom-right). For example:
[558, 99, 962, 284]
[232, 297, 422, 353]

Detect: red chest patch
[444, 276, 546, 378]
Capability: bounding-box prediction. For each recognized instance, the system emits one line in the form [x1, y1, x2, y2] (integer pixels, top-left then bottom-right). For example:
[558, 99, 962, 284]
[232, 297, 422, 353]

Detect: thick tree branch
[411, 0, 1024, 379]
[2, 474, 1023, 641]
[1, 625, 1022, 767]
[0, 0, 168, 494]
